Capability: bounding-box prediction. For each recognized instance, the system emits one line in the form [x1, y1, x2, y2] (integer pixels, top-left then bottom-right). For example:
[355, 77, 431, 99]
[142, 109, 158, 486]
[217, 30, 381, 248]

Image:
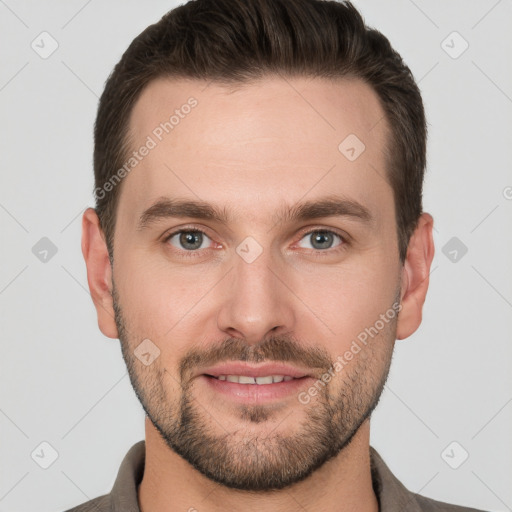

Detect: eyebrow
[137, 195, 374, 230]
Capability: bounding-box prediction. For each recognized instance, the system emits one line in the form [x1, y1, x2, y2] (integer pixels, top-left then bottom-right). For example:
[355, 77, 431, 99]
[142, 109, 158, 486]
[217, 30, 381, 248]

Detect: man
[68, 0, 485, 510]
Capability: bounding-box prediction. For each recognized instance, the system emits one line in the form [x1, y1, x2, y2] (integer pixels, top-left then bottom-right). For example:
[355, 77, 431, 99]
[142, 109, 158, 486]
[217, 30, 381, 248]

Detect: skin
[82, 76, 434, 512]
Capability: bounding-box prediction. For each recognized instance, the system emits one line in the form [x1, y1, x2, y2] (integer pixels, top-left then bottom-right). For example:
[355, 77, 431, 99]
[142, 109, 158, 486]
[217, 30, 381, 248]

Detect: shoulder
[369, 446, 488, 512]
[62, 493, 111, 512]
[414, 493, 489, 512]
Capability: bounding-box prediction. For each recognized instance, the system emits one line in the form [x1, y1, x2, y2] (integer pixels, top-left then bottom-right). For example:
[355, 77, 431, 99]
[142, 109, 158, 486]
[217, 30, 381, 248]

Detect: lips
[213, 375, 298, 385]
[199, 362, 311, 380]
[197, 362, 317, 404]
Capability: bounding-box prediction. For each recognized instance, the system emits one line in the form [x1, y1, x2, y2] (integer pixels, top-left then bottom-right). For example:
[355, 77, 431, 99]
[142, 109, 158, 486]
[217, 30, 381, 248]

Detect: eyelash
[162, 226, 349, 259]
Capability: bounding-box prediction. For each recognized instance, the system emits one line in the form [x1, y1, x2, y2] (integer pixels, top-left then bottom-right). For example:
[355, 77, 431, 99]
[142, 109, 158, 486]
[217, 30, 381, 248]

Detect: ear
[396, 212, 435, 340]
[81, 207, 119, 339]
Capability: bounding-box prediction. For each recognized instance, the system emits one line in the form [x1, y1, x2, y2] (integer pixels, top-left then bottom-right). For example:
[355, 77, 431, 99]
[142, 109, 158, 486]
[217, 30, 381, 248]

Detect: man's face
[110, 76, 403, 490]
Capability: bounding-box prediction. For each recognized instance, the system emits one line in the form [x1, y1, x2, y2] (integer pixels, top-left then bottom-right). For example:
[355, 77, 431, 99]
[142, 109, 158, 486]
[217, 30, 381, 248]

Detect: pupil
[180, 231, 202, 250]
[312, 231, 332, 250]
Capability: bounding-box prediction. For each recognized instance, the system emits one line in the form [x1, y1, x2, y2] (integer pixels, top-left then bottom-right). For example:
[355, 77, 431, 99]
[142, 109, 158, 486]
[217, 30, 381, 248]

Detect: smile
[207, 374, 299, 384]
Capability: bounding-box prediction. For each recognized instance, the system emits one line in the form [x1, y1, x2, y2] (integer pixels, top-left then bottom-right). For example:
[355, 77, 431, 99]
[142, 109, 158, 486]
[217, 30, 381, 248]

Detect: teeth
[256, 375, 273, 385]
[214, 375, 297, 384]
[239, 375, 256, 384]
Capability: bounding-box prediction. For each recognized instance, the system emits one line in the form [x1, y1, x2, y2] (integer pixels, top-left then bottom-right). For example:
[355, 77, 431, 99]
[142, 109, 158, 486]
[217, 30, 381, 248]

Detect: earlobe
[81, 207, 119, 339]
[396, 212, 435, 340]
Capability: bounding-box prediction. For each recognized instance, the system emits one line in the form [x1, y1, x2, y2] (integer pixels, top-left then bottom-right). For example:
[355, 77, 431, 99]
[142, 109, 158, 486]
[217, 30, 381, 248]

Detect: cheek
[289, 250, 399, 341]
[115, 252, 218, 341]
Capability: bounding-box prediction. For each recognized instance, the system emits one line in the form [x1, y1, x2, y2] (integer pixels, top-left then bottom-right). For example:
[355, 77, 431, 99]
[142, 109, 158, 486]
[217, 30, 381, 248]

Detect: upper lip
[199, 362, 312, 379]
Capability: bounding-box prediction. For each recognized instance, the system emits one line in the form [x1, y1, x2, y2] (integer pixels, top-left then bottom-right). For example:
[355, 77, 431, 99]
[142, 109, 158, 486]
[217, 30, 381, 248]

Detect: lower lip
[200, 375, 314, 403]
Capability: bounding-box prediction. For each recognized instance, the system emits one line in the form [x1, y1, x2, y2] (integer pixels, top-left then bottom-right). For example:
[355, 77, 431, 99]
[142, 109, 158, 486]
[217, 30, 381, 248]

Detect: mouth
[199, 361, 312, 380]
[197, 362, 315, 403]
[204, 374, 306, 384]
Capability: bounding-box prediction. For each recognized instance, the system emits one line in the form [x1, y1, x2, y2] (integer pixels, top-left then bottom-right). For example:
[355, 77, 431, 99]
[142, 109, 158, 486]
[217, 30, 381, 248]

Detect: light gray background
[1, 1, 511, 511]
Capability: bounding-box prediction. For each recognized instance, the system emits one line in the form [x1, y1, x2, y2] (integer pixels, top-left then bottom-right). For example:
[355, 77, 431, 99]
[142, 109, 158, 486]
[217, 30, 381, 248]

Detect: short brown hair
[93, 0, 427, 263]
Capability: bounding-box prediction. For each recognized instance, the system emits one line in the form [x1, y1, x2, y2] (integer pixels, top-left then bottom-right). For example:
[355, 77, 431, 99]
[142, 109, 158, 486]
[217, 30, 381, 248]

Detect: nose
[216, 249, 296, 345]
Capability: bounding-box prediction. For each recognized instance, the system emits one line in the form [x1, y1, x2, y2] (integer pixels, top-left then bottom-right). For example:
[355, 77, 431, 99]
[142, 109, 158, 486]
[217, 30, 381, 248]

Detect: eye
[165, 229, 213, 251]
[296, 229, 344, 251]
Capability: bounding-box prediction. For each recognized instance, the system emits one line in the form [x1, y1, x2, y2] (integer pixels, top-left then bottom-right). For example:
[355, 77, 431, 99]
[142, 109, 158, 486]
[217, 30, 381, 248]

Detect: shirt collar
[110, 440, 145, 512]
[108, 441, 422, 512]
[370, 446, 422, 512]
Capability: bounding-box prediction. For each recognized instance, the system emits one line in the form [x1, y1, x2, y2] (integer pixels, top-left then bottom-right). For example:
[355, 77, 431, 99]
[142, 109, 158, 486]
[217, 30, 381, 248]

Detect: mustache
[179, 334, 333, 381]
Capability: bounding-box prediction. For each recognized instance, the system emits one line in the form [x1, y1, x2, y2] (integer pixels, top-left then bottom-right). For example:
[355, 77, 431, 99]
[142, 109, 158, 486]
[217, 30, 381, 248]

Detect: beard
[112, 283, 398, 492]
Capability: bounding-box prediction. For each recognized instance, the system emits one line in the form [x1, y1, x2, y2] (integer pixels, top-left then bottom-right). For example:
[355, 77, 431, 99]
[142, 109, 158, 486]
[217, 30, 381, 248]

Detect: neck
[138, 417, 378, 512]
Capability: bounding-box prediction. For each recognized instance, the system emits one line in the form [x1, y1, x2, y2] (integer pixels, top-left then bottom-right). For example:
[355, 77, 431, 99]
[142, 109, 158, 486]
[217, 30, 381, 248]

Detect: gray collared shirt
[63, 441, 486, 512]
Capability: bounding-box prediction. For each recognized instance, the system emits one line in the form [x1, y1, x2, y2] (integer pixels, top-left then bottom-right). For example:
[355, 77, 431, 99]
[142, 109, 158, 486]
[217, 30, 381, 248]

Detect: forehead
[129, 75, 388, 154]
[120, 76, 393, 228]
